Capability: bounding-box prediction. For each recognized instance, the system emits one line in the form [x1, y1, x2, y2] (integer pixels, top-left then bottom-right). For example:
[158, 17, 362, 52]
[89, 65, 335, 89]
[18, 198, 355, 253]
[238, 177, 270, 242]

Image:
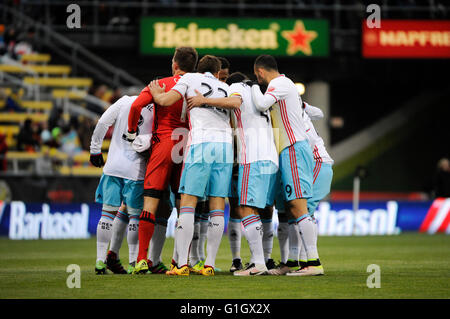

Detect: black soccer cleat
[266, 258, 276, 270]
[230, 258, 243, 272]
[106, 251, 127, 274]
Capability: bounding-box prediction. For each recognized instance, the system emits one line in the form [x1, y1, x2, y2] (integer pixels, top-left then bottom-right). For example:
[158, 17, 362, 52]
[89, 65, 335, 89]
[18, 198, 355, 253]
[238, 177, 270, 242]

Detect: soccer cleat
[132, 259, 149, 274]
[148, 262, 169, 274]
[190, 260, 205, 274]
[286, 259, 301, 271]
[169, 259, 178, 271]
[234, 263, 268, 276]
[106, 251, 127, 274]
[127, 262, 136, 274]
[166, 265, 178, 276]
[286, 265, 324, 276]
[268, 262, 291, 276]
[166, 265, 190, 276]
[230, 258, 243, 273]
[200, 265, 215, 276]
[95, 260, 106, 275]
[266, 258, 276, 270]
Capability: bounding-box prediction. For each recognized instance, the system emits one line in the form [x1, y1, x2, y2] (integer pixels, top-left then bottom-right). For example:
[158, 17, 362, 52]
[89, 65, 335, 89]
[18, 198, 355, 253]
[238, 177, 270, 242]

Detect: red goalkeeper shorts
[144, 134, 184, 198]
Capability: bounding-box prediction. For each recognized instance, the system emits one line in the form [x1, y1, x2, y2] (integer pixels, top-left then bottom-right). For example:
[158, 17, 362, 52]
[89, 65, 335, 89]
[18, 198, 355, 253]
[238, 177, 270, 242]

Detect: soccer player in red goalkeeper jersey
[125, 47, 199, 274]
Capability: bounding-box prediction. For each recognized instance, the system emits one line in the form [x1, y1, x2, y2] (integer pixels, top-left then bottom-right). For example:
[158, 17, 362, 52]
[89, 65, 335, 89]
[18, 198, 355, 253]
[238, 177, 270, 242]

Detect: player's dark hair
[254, 54, 278, 71]
[173, 46, 198, 73]
[226, 72, 248, 85]
[218, 57, 230, 70]
[197, 55, 221, 74]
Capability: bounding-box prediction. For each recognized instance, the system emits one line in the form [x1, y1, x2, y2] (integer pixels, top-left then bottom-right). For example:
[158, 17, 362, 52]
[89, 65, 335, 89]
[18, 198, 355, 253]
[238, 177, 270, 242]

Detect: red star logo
[282, 21, 318, 56]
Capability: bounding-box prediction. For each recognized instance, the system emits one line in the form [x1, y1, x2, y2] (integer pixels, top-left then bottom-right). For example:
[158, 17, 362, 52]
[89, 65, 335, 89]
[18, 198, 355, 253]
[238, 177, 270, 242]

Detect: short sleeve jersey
[264, 75, 308, 153]
[171, 72, 232, 146]
[229, 82, 278, 167]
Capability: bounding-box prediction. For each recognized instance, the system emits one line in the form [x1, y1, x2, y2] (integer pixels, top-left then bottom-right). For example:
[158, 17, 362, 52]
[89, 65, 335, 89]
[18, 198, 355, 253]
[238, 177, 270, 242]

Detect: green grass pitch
[0, 233, 449, 299]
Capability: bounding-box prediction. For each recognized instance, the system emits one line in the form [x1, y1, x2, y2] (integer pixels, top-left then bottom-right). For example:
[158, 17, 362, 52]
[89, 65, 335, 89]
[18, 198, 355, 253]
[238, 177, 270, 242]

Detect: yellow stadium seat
[20, 54, 51, 63]
[6, 151, 40, 160]
[20, 101, 53, 111]
[1, 88, 25, 98]
[51, 89, 87, 100]
[23, 77, 92, 88]
[58, 165, 103, 176]
[102, 139, 110, 151]
[0, 125, 20, 146]
[0, 113, 48, 123]
[0, 101, 52, 111]
[0, 64, 72, 75]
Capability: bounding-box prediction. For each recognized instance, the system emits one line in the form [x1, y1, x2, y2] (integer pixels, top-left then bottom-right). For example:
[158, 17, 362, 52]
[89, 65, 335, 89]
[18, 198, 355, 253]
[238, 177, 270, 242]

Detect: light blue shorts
[228, 164, 239, 198]
[279, 140, 314, 202]
[273, 171, 286, 212]
[179, 142, 233, 198]
[95, 174, 144, 210]
[308, 162, 333, 216]
[238, 160, 278, 209]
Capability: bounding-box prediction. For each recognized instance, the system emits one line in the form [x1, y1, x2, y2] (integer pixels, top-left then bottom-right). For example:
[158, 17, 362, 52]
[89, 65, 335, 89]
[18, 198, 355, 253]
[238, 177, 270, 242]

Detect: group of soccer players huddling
[90, 46, 334, 277]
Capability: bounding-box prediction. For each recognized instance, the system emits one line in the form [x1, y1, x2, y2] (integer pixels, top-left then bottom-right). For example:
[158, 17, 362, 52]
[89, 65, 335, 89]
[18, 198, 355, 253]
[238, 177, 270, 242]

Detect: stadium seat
[57, 165, 103, 176]
[102, 139, 110, 151]
[0, 64, 72, 75]
[20, 54, 51, 64]
[6, 151, 40, 160]
[23, 77, 92, 88]
[1, 87, 25, 98]
[51, 89, 87, 100]
[0, 113, 48, 123]
[0, 125, 20, 147]
[0, 100, 52, 112]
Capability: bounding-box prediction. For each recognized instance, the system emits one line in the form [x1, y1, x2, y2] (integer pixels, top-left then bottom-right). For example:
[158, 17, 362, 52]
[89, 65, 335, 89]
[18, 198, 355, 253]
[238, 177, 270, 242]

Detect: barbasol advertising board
[0, 199, 448, 240]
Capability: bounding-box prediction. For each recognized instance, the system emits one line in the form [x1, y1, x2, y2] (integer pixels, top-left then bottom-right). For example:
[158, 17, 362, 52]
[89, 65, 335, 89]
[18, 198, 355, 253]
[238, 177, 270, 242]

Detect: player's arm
[89, 99, 121, 167]
[148, 80, 182, 107]
[250, 84, 276, 112]
[302, 101, 324, 120]
[187, 89, 241, 110]
[126, 87, 153, 141]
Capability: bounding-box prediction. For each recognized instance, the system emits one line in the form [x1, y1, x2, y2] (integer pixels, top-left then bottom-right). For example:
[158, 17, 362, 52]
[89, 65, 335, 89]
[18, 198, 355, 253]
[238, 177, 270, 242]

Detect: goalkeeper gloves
[90, 153, 105, 167]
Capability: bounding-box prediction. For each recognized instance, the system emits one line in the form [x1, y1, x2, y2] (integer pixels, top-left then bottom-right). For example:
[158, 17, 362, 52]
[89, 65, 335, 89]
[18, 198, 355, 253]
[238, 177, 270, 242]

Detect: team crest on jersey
[267, 87, 275, 92]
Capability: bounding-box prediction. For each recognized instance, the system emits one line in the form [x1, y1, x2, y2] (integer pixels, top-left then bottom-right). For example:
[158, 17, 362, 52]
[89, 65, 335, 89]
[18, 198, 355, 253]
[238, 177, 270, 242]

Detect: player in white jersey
[187, 71, 279, 276]
[285, 102, 333, 276]
[148, 55, 240, 276]
[271, 101, 333, 276]
[249, 55, 323, 275]
[90, 95, 153, 274]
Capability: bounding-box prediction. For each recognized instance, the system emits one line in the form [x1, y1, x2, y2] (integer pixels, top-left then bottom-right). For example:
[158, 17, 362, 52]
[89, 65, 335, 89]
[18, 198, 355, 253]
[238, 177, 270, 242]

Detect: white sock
[149, 217, 168, 266]
[189, 219, 201, 266]
[96, 209, 117, 262]
[228, 218, 242, 260]
[204, 210, 225, 268]
[109, 210, 129, 258]
[127, 214, 139, 264]
[198, 213, 209, 261]
[261, 219, 273, 262]
[241, 214, 265, 266]
[172, 218, 179, 265]
[288, 220, 300, 261]
[277, 221, 289, 264]
[176, 206, 196, 267]
[297, 215, 319, 261]
[299, 230, 308, 263]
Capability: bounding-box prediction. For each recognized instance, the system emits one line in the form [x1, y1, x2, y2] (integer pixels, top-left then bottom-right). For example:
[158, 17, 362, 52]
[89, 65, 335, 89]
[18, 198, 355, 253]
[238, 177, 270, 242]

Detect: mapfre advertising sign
[362, 20, 450, 58]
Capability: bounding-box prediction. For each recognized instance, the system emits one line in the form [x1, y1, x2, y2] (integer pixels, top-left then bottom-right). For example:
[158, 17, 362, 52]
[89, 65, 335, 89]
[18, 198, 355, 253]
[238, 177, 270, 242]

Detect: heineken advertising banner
[140, 17, 329, 57]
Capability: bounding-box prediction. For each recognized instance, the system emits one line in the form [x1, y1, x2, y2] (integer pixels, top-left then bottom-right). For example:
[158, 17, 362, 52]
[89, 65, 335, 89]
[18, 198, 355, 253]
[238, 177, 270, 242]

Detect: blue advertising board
[0, 199, 448, 240]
